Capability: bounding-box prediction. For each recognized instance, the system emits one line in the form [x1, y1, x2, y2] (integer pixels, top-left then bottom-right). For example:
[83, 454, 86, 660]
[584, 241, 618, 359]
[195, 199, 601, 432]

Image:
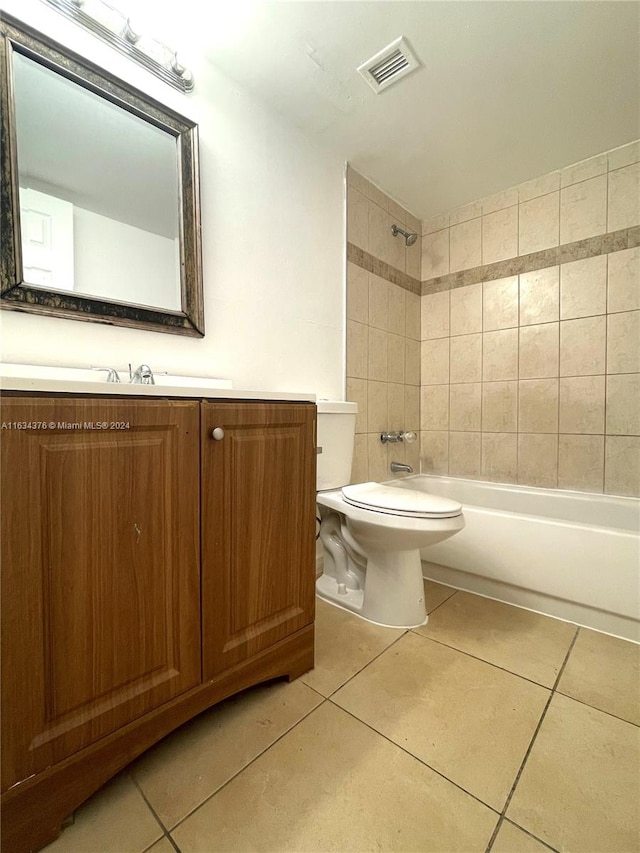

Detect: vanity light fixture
[41, 0, 194, 91]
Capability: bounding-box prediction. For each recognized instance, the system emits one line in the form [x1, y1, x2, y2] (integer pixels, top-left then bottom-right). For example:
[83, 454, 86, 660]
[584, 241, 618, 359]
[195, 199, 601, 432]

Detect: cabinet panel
[1, 398, 201, 790]
[201, 403, 316, 678]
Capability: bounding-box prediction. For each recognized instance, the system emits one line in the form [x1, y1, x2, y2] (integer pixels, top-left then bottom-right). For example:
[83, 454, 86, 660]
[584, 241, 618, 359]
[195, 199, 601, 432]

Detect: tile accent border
[347, 242, 422, 295]
[422, 226, 640, 295]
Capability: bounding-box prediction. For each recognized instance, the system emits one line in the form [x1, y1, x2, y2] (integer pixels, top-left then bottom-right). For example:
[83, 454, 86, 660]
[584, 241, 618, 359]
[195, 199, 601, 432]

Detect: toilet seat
[341, 482, 462, 519]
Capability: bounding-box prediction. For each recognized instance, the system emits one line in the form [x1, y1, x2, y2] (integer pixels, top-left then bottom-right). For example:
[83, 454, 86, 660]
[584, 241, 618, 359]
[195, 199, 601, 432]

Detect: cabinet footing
[287, 658, 313, 682]
[1, 625, 314, 853]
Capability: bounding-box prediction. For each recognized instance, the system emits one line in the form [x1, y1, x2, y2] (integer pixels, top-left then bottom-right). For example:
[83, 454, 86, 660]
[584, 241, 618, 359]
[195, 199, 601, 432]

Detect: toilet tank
[316, 401, 358, 490]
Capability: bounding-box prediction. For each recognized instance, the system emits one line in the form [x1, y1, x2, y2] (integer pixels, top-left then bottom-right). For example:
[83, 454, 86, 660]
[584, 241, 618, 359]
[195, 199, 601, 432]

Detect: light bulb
[123, 18, 141, 43]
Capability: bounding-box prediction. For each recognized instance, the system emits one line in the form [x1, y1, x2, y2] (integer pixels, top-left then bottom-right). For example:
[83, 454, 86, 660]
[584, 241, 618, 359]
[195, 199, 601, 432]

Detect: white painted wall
[73, 207, 180, 309]
[0, 0, 346, 397]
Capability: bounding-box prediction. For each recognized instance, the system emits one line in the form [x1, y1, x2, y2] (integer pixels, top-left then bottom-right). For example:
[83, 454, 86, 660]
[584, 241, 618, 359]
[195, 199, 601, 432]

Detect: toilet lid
[341, 482, 462, 518]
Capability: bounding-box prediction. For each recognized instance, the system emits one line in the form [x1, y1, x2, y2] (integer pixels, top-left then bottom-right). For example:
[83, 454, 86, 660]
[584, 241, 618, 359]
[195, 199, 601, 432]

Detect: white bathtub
[392, 474, 640, 642]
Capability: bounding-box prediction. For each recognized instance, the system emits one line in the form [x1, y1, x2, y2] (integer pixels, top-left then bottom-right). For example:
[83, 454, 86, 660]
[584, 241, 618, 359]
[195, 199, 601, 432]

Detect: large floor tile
[171, 702, 498, 852]
[491, 820, 554, 852]
[507, 693, 640, 852]
[132, 680, 321, 828]
[424, 578, 458, 612]
[299, 597, 405, 696]
[415, 591, 576, 687]
[332, 632, 549, 810]
[557, 627, 640, 724]
[43, 774, 162, 853]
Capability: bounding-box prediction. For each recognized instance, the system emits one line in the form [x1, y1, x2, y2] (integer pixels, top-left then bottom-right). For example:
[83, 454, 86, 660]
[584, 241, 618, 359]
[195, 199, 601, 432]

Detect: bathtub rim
[386, 472, 640, 532]
[386, 471, 640, 508]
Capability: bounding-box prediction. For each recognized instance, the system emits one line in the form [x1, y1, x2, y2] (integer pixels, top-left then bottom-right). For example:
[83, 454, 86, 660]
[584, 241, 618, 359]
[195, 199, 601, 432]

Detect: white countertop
[0, 366, 316, 403]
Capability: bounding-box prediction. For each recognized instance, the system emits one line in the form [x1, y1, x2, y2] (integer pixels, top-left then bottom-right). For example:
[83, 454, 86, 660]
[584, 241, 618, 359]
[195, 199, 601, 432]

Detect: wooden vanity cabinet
[201, 402, 316, 677]
[0, 394, 316, 853]
[1, 397, 202, 791]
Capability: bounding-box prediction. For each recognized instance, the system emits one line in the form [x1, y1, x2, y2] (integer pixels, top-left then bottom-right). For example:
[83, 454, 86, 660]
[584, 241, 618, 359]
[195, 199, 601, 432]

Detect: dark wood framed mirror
[0, 13, 204, 337]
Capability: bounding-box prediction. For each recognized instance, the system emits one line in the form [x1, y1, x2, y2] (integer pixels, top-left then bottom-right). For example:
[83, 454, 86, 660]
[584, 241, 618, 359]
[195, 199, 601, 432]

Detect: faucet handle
[90, 366, 121, 383]
[381, 430, 417, 444]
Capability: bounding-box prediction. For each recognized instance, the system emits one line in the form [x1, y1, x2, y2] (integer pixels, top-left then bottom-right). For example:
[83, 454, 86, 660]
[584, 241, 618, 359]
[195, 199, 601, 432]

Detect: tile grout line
[163, 602, 461, 839]
[553, 686, 640, 729]
[314, 587, 458, 704]
[67, 615, 434, 850]
[483, 624, 581, 853]
[447, 286, 451, 473]
[327, 697, 503, 819]
[603, 249, 609, 493]
[424, 587, 458, 617]
[163, 834, 182, 853]
[421, 224, 640, 295]
[139, 595, 633, 848]
[302, 680, 334, 701]
[326, 601, 586, 841]
[142, 587, 630, 852]
[132, 775, 180, 852]
[410, 591, 639, 724]
[555, 281, 560, 484]
[321, 626, 412, 700]
[408, 627, 565, 693]
[554, 183, 561, 480]
[166, 697, 326, 835]
[516, 193, 522, 479]
[515, 276, 520, 483]
[500, 817, 561, 852]
[480, 280, 485, 478]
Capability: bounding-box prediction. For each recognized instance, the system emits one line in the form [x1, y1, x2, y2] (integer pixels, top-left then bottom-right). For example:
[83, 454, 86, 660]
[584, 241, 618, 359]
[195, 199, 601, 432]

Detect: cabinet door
[1, 398, 201, 791]
[201, 402, 316, 679]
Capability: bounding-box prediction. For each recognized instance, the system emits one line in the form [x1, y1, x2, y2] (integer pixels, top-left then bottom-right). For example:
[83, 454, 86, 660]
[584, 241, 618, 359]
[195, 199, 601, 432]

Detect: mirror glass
[13, 51, 181, 311]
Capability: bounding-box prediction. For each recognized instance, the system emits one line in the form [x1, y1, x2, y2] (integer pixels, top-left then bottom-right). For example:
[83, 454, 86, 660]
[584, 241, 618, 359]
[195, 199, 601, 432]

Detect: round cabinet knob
[211, 427, 225, 440]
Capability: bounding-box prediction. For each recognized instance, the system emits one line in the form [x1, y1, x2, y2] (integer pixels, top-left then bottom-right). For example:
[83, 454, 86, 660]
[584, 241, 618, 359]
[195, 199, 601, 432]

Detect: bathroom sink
[153, 373, 232, 389]
[0, 363, 232, 389]
[0, 363, 315, 402]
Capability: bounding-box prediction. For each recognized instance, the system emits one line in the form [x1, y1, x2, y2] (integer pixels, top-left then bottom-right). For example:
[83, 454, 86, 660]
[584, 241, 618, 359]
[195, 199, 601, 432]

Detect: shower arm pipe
[390, 224, 418, 246]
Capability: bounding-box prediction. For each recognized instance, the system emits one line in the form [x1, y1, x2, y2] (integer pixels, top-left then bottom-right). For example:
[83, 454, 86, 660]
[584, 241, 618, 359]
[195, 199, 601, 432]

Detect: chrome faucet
[90, 366, 121, 383]
[390, 461, 413, 474]
[129, 363, 155, 385]
[381, 430, 417, 444]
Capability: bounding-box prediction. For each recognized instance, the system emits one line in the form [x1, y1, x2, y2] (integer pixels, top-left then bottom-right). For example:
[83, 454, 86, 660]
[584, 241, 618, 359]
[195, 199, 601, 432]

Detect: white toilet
[316, 401, 464, 628]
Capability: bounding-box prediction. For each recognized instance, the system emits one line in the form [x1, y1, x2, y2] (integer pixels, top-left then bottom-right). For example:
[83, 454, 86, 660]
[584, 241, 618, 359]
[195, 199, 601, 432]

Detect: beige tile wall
[420, 140, 640, 497]
[346, 166, 422, 482]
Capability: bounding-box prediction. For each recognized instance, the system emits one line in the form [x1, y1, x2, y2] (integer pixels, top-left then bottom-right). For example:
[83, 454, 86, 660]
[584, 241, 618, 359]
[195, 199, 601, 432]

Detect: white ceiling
[188, 0, 640, 220]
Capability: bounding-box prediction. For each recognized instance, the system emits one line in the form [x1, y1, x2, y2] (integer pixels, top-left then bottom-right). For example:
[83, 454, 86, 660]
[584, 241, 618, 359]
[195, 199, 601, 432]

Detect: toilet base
[316, 547, 428, 629]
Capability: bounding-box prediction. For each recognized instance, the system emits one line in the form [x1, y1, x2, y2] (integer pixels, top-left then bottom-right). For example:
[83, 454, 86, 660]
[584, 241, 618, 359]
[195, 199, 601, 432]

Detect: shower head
[391, 224, 418, 247]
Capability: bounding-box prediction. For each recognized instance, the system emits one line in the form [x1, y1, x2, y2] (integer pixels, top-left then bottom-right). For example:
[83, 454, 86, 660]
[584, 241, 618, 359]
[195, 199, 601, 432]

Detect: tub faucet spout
[390, 461, 413, 474]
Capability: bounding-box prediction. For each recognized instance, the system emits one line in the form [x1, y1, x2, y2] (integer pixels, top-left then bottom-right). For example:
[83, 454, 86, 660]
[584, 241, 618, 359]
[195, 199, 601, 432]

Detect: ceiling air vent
[357, 36, 420, 93]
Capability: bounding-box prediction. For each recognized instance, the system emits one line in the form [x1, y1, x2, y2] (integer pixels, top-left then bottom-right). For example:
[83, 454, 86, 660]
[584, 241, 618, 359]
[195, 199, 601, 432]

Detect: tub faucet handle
[381, 430, 417, 444]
